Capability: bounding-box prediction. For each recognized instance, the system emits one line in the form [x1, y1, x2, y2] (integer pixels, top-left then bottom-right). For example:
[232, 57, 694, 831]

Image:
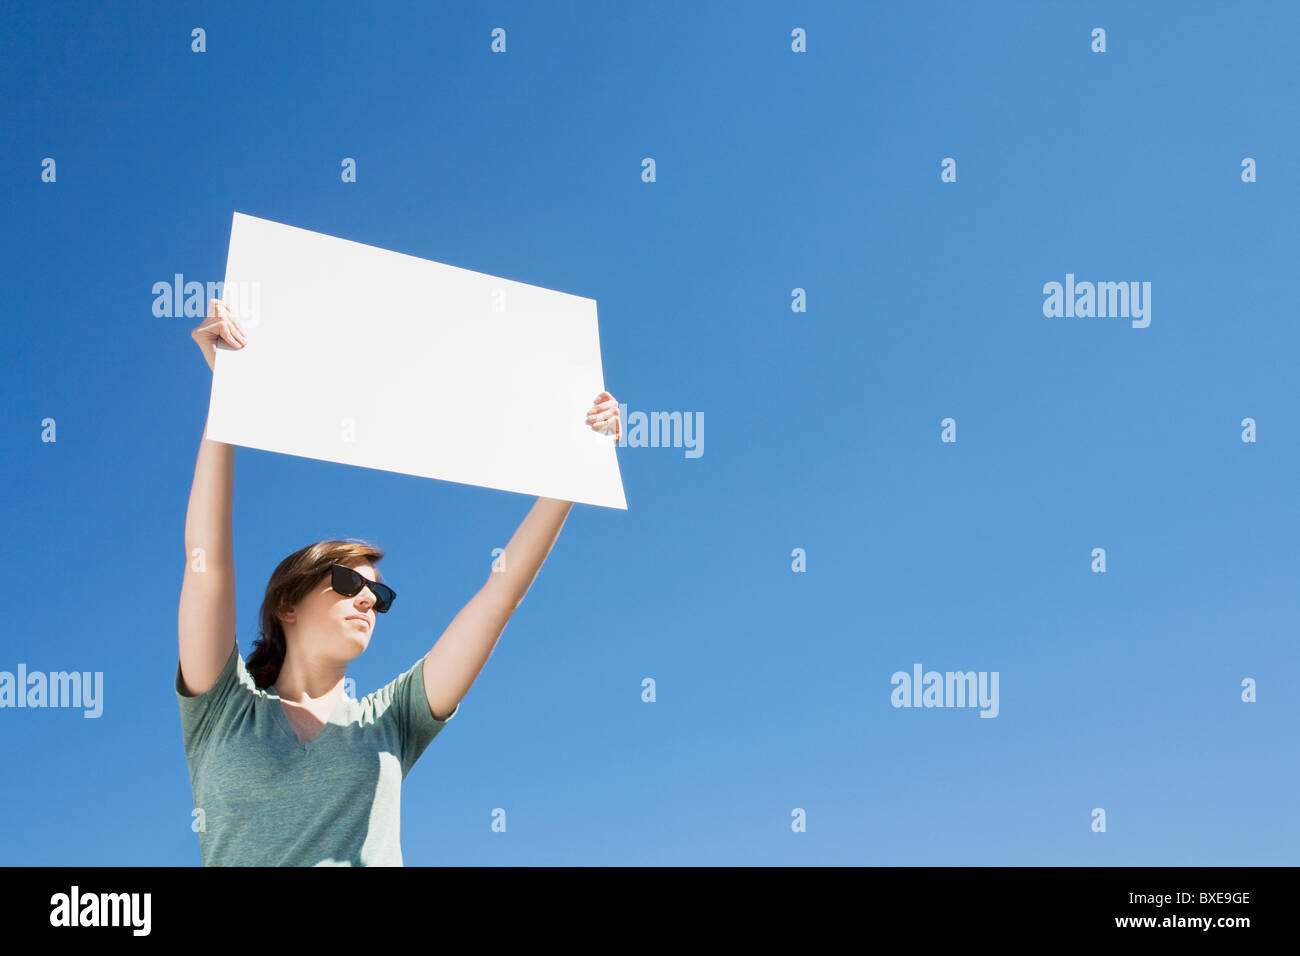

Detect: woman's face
[279, 562, 381, 660]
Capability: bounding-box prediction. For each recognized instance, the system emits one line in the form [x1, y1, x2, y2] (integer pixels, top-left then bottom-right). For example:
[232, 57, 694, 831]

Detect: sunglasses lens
[331, 565, 360, 596]
[333, 565, 395, 613]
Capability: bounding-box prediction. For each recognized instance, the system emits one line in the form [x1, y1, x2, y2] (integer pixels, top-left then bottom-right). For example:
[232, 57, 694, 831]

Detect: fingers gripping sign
[585, 391, 621, 443]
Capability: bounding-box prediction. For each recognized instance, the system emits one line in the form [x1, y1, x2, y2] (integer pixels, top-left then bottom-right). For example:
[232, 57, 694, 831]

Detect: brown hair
[246, 539, 385, 689]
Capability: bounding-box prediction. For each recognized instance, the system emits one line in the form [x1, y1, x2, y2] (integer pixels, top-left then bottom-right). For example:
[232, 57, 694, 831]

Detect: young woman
[177, 298, 621, 866]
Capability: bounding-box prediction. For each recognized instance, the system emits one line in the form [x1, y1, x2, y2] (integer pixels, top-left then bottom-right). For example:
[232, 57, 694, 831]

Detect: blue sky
[1, 0, 1296, 865]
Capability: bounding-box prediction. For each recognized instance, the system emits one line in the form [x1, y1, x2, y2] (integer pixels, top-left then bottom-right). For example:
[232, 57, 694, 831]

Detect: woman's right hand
[191, 299, 246, 373]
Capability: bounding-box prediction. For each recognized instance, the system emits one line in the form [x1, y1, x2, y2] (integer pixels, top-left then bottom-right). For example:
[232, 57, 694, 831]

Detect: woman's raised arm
[177, 299, 246, 695]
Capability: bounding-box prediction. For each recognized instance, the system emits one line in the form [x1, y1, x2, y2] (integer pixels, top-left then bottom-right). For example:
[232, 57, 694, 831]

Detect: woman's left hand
[586, 391, 621, 443]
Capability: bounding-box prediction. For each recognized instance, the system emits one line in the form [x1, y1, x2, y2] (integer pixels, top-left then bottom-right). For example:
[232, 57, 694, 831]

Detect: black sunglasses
[329, 564, 396, 613]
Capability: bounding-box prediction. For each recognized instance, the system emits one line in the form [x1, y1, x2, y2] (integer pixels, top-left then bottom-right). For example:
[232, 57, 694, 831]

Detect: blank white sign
[205, 212, 627, 509]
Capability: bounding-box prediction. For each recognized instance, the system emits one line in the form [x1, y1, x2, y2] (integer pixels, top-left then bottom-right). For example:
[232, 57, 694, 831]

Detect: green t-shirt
[175, 642, 456, 866]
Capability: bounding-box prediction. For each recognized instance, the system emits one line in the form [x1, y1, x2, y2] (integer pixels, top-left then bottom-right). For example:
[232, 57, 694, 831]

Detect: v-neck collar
[268, 684, 350, 749]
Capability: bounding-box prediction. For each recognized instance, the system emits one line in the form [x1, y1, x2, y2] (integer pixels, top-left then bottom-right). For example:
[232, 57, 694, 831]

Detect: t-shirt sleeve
[175, 642, 242, 760]
[385, 654, 457, 777]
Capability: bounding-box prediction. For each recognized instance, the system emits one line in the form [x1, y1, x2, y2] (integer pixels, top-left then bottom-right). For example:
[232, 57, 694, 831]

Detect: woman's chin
[340, 631, 369, 655]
